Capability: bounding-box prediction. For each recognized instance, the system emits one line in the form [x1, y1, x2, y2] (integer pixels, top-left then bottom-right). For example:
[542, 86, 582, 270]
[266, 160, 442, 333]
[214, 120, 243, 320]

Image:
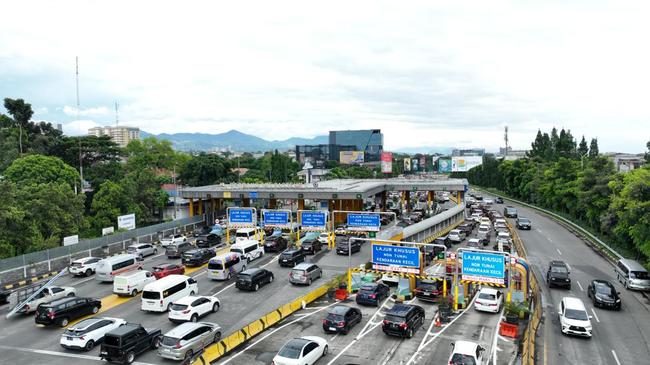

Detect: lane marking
[576, 281, 584, 292]
[556, 248, 562, 255]
[565, 263, 571, 271]
[611, 350, 621, 365]
[192, 270, 207, 278]
[591, 308, 600, 323]
[0, 345, 156, 365]
[213, 283, 235, 295]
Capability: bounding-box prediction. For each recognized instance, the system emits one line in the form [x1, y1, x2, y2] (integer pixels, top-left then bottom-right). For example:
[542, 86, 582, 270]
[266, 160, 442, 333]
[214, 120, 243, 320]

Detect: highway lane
[499, 198, 650, 365]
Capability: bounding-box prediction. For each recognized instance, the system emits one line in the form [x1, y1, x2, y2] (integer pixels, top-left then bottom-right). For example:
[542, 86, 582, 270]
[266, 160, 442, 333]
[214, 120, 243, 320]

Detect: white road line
[72, 275, 98, 285]
[0, 345, 156, 365]
[611, 350, 621, 365]
[576, 281, 584, 292]
[556, 248, 562, 255]
[330, 333, 339, 342]
[591, 308, 600, 323]
[565, 263, 571, 271]
[192, 270, 207, 278]
[221, 301, 338, 364]
[478, 326, 485, 341]
[213, 283, 235, 295]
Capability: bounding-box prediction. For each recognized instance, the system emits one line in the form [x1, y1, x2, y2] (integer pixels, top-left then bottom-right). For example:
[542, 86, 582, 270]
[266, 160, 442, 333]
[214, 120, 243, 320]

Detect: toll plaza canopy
[179, 177, 469, 200]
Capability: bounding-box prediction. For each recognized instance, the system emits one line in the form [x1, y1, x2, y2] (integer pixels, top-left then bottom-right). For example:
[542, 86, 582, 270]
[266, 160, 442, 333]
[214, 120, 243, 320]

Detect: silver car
[126, 243, 158, 259]
[158, 322, 221, 361]
[289, 263, 323, 285]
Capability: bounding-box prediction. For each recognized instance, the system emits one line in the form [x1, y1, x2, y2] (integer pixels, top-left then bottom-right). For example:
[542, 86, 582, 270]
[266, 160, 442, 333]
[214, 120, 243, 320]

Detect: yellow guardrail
[193, 274, 345, 365]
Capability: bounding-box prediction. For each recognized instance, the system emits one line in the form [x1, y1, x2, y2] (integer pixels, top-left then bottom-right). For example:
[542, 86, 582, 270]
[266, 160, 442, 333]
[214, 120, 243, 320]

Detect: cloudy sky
[1, 1, 648, 152]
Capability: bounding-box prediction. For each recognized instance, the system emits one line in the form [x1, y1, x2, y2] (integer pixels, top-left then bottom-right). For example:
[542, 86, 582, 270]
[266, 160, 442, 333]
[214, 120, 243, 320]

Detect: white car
[126, 243, 158, 259]
[60, 317, 126, 351]
[468, 238, 481, 248]
[318, 233, 329, 245]
[448, 229, 465, 243]
[273, 336, 328, 365]
[448, 340, 485, 365]
[69, 257, 102, 277]
[558, 297, 593, 338]
[19, 286, 77, 313]
[475, 288, 503, 313]
[161, 234, 187, 247]
[169, 295, 221, 323]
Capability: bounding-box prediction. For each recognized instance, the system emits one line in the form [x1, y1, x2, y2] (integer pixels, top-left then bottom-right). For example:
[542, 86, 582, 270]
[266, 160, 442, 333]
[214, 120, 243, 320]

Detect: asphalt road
[498, 198, 650, 365]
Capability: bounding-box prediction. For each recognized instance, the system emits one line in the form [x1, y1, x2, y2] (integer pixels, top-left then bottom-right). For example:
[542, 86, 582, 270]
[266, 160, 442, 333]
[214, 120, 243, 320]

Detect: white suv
[126, 243, 158, 259]
[161, 234, 187, 247]
[168, 295, 221, 323]
[69, 257, 102, 277]
[558, 297, 593, 338]
[60, 317, 126, 351]
[448, 340, 485, 365]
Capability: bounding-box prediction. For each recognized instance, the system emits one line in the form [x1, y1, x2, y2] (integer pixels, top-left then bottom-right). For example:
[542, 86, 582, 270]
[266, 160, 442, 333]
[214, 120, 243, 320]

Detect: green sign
[369, 232, 376, 238]
[356, 193, 363, 199]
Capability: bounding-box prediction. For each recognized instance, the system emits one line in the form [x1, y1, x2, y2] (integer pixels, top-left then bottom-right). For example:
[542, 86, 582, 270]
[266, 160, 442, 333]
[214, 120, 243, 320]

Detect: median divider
[194, 274, 346, 365]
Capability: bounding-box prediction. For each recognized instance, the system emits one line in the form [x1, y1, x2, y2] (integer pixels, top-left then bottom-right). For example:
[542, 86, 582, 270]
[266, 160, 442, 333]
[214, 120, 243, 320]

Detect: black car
[495, 197, 504, 204]
[414, 280, 447, 302]
[322, 305, 362, 335]
[588, 280, 621, 310]
[192, 226, 211, 237]
[181, 248, 215, 267]
[434, 235, 451, 249]
[504, 206, 518, 218]
[458, 222, 474, 236]
[382, 304, 425, 338]
[195, 233, 221, 248]
[356, 282, 390, 306]
[336, 238, 361, 255]
[99, 324, 162, 364]
[235, 268, 274, 291]
[278, 248, 306, 267]
[165, 242, 194, 259]
[35, 297, 101, 327]
[547, 261, 571, 289]
[301, 239, 323, 255]
[515, 217, 532, 230]
[264, 234, 288, 252]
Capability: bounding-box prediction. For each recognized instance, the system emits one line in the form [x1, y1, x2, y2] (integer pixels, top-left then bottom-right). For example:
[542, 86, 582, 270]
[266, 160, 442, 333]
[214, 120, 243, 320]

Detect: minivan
[208, 252, 246, 280]
[141, 275, 198, 312]
[235, 228, 259, 244]
[113, 270, 156, 297]
[289, 263, 322, 285]
[158, 322, 221, 361]
[230, 239, 264, 262]
[165, 242, 194, 259]
[382, 304, 425, 338]
[615, 259, 650, 291]
[279, 248, 305, 267]
[35, 297, 102, 327]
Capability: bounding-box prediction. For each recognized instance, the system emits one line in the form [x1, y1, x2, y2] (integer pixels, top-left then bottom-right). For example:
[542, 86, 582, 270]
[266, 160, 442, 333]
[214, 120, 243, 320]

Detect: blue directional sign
[263, 211, 289, 226]
[461, 251, 506, 285]
[347, 213, 381, 232]
[228, 208, 254, 225]
[300, 211, 327, 229]
[372, 244, 420, 270]
[249, 192, 258, 199]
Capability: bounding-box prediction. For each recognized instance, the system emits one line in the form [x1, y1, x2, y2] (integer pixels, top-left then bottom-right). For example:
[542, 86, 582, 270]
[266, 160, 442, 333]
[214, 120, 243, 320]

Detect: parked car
[158, 322, 221, 361]
[336, 238, 361, 255]
[182, 248, 215, 267]
[236, 268, 274, 291]
[35, 297, 101, 327]
[264, 233, 288, 252]
[289, 263, 322, 286]
[356, 282, 390, 306]
[279, 248, 306, 267]
[195, 233, 221, 248]
[301, 238, 323, 255]
[19, 286, 76, 314]
[152, 264, 186, 279]
[414, 280, 444, 302]
[587, 280, 621, 310]
[475, 288, 503, 313]
[126, 243, 158, 259]
[169, 295, 221, 323]
[382, 304, 425, 338]
[547, 261, 571, 289]
[69, 257, 102, 277]
[557, 297, 593, 338]
[503, 206, 518, 218]
[60, 317, 127, 351]
[273, 336, 328, 365]
[165, 242, 194, 259]
[515, 217, 532, 230]
[99, 323, 162, 364]
[160, 234, 187, 248]
[322, 305, 362, 335]
[448, 340, 485, 365]
[192, 225, 211, 237]
[113, 270, 156, 297]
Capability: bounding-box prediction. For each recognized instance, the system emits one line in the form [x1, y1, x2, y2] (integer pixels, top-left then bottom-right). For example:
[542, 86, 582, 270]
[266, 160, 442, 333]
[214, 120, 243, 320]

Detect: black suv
[195, 233, 221, 248]
[336, 238, 361, 255]
[547, 261, 571, 289]
[264, 234, 288, 252]
[236, 268, 274, 291]
[504, 206, 518, 218]
[35, 297, 101, 327]
[301, 239, 323, 255]
[181, 248, 215, 267]
[382, 304, 425, 338]
[99, 323, 162, 364]
[515, 217, 531, 230]
[434, 235, 451, 249]
[279, 248, 305, 267]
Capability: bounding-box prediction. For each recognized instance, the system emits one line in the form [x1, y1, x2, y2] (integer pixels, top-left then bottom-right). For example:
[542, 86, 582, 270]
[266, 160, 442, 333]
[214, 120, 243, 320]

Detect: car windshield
[238, 273, 251, 281]
[70, 262, 83, 267]
[450, 353, 477, 365]
[231, 248, 243, 254]
[359, 285, 376, 293]
[551, 266, 568, 273]
[161, 336, 180, 347]
[478, 292, 496, 300]
[208, 262, 224, 270]
[127, 247, 137, 252]
[326, 313, 344, 321]
[565, 308, 589, 321]
[384, 314, 406, 323]
[519, 219, 530, 223]
[142, 291, 161, 299]
[153, 267, 164, 272]
[278, 341, 306, 359]
[631, 271, 649, 280]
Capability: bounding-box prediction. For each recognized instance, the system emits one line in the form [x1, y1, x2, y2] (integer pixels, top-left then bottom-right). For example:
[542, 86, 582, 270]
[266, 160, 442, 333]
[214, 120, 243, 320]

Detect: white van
[95, 254, 143, 282]
[113, 270, 156, 297]
[208, 252, 247, 280]
[235, 228, 259, 244]
[141, 275, 198, 312]
[230, 239, 264, 262]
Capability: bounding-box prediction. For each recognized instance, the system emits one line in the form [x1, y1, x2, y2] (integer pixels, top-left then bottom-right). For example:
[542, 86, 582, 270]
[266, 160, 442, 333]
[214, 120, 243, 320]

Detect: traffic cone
[434, 313, 442, 327]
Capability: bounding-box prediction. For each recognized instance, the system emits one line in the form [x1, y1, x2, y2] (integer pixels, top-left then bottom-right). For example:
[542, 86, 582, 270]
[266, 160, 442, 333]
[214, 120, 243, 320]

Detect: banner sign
[340, 151, 364, 164]
[403, 158, 411, 172]
[452, 156, 483, 172]
[461, 251, 506, 284]
[438, 158, 452, 173]
[372, 244, 420, 269]
[381, 152, 393, 174]
[102, 227, 114, 236]
[347, 213, 381, 232]
[117, 213, 136, 230]
[63, 235, 79, 246]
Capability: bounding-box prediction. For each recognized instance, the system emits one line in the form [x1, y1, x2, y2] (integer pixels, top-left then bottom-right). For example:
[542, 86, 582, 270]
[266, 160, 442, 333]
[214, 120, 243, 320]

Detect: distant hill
[140, 130, 328, 152]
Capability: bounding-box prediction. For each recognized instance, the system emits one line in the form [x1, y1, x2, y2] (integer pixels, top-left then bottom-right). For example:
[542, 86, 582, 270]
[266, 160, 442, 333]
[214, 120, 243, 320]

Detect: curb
[3, 271, 59, 290]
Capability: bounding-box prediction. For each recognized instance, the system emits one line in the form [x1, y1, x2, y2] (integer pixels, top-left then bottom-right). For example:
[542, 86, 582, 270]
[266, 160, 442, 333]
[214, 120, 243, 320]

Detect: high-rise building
[451, 148, 485, 157]
[88, 126, 140, 147]
[328, 129, 383, 162]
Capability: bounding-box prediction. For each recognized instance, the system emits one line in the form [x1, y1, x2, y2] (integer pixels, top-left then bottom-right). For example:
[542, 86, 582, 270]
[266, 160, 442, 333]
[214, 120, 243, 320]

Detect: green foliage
[90, 181, 133, 232]
[179, 153, 234, 186]
[125, 137, 188, 171]
[4, 154, 80, 190]
[326, 165, 375, 179]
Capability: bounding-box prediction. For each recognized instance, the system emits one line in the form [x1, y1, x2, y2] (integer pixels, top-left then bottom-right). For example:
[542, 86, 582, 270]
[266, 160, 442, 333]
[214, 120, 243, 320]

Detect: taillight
[337, 321, 345, 327]
[370, 294, 376, 299]
[47, 311, 55, 319]
[174, 343, 181, 349]
[80, 336, 85, 341]
[182, 310, 190, 314]
[399, 323, 408, 329]
[160, 300, 163, 306]
[382, 319, 389, 325]
[322, 319, 328, 325]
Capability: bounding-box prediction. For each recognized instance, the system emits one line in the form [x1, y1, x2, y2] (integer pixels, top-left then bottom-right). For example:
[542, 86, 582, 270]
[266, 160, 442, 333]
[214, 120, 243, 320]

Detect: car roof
[386, 304, 421, 316]
[592, 279, 614, 287]
[44, 296, 83, 307]
[241, 268, 262, 275]
[550, 260, 567, 267]
[117, 270, 150, 277]
[293, 263, 315, 270]
[563, 297, 586, 310]
[164, 322, 210, 337]
[479, 287, 499, 295]
[73, 257, 99, 262]
[329, 305, 353, 315]
[107, 323, 142, 337]
[69, 317, 103, 330]
[453, 340, 479, 355]
[283, 248, 301, 254]
[173, 296, 202, 305]
[154, 263, 179, 269]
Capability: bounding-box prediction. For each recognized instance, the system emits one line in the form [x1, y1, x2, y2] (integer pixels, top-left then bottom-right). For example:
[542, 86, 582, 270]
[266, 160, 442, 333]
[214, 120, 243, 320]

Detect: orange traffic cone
[434, 313, 442, 327]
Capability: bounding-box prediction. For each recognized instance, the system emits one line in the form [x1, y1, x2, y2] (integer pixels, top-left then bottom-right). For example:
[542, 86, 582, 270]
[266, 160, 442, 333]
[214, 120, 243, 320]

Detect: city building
[606, 153, 646, 173]
[295, 129, 384, 167]
[498, 147, 528, 161]
[451, 148, 485, 156]
[88, 126, 140, 147]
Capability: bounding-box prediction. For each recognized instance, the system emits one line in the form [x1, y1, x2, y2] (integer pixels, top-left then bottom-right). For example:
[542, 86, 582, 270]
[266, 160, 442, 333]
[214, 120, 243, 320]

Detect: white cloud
[62, 119, 100, 136]
[63, 106, 109, 117]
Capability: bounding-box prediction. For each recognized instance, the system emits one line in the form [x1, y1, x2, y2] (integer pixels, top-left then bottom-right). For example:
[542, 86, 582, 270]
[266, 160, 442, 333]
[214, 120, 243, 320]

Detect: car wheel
[84, 339, 95, 351]
[154, 249, 158, 254]
[85, 269, 93, 277]
[167, 303, 173, 312]
[322, 344, 328, 357]
[190, 313, 198, 322]
[189, 291, 195, 296]
[213, 331, 221, 343]
[138, 254, 143, 260]
[92, 306, 99, 314]
[131, 289, 137, 297]
[269, 275, 274, 283]
[59, 317, 69, 327]
[125, 351, 136, 364]
[254, 284, 259, 291]
[151, 336, 161, 349]
[212, 303, 220, 313]
[184, 350, 193, 361]
[67, 292, 75, 297]
[407, 329, 414, 338]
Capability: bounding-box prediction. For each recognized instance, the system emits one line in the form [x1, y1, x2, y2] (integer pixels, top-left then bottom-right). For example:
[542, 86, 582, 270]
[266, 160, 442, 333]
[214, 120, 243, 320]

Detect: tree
[3, 98, 33, 155]
[125, 137, 187, 171]
[589, 138, 599, 158]
[121, 169, 168, 225]
[4, 154, 80, 190]
[179, 153, 234, 186]
[577, 136, 589, 157]
[645, 140, 650, 164]
[90, 181, 133, 232]
[0, 181, 36, 258]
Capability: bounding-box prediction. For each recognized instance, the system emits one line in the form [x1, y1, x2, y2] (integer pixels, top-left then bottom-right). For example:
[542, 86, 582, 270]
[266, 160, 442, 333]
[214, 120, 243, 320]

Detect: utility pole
[173, 165, 178, 219]
[76, 56, 84, 192]
[504, 126, 509, 159]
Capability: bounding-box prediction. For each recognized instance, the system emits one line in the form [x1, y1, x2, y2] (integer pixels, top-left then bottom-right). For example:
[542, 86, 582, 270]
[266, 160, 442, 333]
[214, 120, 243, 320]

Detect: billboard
[452, 156, 483, 172]
[381, 152, 393, 173]
[347, 213, 381, 232]
[340, 151, 364, 165]
[438, 158, 452, 173]
[403, 158, 411, 172]
[412, 158, 419, 171]
[420, 156, 426, 171]
[63, 235, 79, 246]
[102, 227, 114, 236]
[461, 251, 506, 285]
[117, 213, 136, 230]
[372, 244, 420, 274]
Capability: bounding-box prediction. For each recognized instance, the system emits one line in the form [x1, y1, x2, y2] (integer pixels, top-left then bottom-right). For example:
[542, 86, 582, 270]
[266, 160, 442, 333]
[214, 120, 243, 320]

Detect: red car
[152, 264, 185, 279]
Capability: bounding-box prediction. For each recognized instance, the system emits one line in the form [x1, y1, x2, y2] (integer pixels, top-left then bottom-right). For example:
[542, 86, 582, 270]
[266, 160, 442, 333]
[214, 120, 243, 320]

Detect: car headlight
[616, 299, 621, 303]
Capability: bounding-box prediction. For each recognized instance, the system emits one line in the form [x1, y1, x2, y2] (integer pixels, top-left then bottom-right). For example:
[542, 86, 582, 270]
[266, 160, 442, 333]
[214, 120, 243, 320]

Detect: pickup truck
[19, 286, 76, 313]
[100, 323, 162, 364]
